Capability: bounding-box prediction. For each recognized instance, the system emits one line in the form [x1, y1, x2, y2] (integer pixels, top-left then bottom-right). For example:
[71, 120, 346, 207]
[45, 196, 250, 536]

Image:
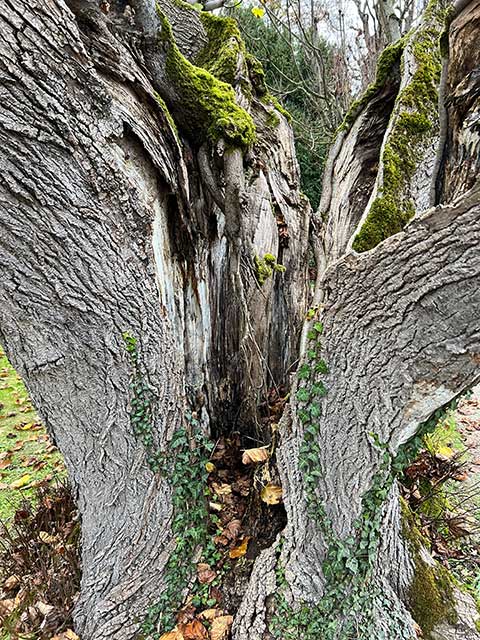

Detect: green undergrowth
[352, 0, 446, 252]
[0, 349, 65, 524]
[156, 6, 255, 147]
[270, 327, 463, 639]
[123, 333, 219, 637]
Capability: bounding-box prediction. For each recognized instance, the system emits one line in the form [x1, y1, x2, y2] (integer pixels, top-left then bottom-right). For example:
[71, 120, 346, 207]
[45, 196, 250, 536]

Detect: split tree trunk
[0, 1, 479, 640]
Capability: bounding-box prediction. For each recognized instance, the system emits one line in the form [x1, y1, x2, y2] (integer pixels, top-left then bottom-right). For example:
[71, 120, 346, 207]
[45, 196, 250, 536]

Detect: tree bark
[0, 1, 479, 640]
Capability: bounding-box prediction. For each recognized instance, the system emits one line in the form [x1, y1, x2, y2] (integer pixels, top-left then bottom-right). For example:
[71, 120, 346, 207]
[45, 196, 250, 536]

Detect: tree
[0, 1, 479, 640]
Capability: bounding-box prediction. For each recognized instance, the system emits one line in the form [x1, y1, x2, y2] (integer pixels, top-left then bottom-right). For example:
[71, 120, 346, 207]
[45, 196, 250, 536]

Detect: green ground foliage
[0, 349, 65, 523]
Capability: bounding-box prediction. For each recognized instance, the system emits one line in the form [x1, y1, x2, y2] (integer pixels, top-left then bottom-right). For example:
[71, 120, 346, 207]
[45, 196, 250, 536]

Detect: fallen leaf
[14, 422, 37, 431]
[180, 620, 208, 639]
[12, 441, 24, 451]
[224, 519, 242, 540]
[11, 474, 31, 489]
[229, 537, 250, 559]
[197, 563, 216, 584]
[199, 609, 222, 621]
[0, 598, 16, 618]
[260, 483, 283, 505]
[3, 575, 20, 591]
[435, 445, 454, 459]
[39, 531, 57, 544]
[64, 630, 80, 640]
[35, 601, 54, 617]
[211, 482, 232, 497]
[0, 456, 12, 470]
[210, 615, 234, 640]
[242, 446, 269, 465]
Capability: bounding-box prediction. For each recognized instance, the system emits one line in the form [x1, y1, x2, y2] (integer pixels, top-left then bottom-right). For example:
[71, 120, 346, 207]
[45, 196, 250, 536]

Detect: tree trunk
[0, 1, 479, 640]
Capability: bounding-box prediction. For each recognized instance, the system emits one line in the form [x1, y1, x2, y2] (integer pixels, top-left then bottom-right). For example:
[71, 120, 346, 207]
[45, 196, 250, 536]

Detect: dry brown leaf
[180, 620, 208, 640]
[210, 615, 234, 640]
[0, 456, 12, 470]
[197, 563, 216, 584]
[260, 483, 283, 505]
[229, 536, 250, 559]
[211, 482, 232, 496]
[35, 601, 54, 617]
[198, 609, 223, 621]
[50, 632, 81, 640]
[0, 598, 16, 618]
[224, 519, 241, 540]
[3, 575, 20, 591]
[241, 446, 269, 465]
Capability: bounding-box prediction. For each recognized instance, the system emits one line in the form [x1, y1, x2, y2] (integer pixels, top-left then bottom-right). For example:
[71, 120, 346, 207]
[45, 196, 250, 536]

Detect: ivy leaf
[313, 321, 324, 334]
[296, 388, 310, 403]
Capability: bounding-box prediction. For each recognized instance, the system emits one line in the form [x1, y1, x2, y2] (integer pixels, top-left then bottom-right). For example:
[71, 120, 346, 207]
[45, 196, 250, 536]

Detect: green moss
[339, 36, 407, 133]
[400, 498, 458, 638]
[197, 13, 244, 86]
[261, 93, 292, 122]
[153, 91, 179, 140]
[353, 0, 445, 252]
[246, 53, 267, 96]
[254, 253, 286, 285]
[156, 9, 255, 147]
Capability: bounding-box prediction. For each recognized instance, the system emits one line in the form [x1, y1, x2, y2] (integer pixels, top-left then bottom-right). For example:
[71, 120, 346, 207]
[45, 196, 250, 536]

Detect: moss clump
[197, 13, 244, 86]
[254, 253, 286, 285]
[353, 0, 445, 252]
[338, 36, 407, 133]
[246, 53, 267, 96]
[157, 9, 255, 147]
[400, 498, 458, 639]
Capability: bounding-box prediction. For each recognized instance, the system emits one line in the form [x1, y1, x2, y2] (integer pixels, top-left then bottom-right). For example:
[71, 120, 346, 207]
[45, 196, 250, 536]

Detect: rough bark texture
[0, 0, 479, 639]
[0, 1, 307, 637]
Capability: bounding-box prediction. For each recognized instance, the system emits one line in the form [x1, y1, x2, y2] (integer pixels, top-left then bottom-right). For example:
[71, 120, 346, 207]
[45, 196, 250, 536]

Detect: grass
[0, 348, 65, 524]
[423, 409, 467, 456]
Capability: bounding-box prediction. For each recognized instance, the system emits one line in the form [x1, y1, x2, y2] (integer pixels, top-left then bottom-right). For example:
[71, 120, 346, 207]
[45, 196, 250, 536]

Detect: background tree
[0, 1, 479, 640]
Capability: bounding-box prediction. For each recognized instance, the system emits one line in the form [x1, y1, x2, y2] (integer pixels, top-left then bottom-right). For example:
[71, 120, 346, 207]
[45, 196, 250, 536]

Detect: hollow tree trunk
[0, 1, 479, 640]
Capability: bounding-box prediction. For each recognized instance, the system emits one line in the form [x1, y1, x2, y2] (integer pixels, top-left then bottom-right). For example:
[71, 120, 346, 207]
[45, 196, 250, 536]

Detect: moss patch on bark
[400, 497, 458, 639]
[156, 8, 255, 147]
[352, 0, 446, 253]
[339, 36, 406, 134]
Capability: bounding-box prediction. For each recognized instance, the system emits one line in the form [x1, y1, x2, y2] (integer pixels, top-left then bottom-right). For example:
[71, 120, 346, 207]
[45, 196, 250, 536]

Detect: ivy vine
[123, 333, 218, 637]
[270, 320, 452, 639]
